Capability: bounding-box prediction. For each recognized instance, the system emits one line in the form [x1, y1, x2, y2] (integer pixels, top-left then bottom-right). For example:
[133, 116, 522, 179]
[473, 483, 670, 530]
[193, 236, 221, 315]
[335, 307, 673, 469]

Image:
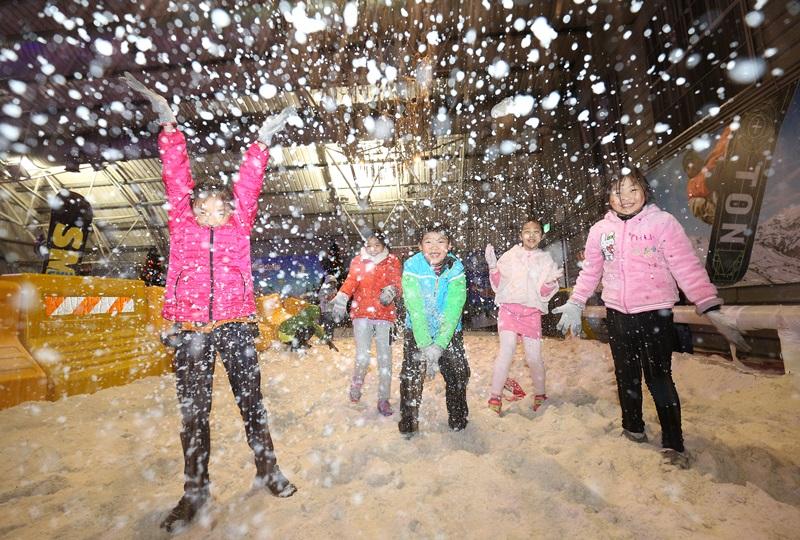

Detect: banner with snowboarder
[648, 82, 800, 287]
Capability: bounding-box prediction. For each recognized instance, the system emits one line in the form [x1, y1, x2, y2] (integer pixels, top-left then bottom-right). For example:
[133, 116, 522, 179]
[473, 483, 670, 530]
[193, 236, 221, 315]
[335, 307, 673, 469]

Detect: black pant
[399, 331, 470, 432]
[606, 309, 684, 452]
[173, 322, 277, 494]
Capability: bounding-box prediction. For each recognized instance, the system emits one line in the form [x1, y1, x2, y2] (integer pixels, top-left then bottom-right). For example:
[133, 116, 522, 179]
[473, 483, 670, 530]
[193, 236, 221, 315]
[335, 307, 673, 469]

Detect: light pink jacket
[159, 128, 268, 322]
[570, 204, 721, 315]
[490, 245, 561, 313]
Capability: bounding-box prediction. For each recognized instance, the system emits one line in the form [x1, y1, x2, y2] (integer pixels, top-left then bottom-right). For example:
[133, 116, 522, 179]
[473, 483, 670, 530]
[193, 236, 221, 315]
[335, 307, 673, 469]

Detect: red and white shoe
[487, 395, 502, 414]
[503, 378, 527, 402]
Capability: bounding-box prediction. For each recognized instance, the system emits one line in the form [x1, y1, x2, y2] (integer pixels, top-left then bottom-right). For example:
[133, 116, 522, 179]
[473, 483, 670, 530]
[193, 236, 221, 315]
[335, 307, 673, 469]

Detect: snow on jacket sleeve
[662, 213, 721, 313]
[158, 127, 194, 223]
[570, 224, 604, 307]
[435, 267, 466, 349]
[402, 271, 434, 347]
[339, 257, 361, 297]
[234, 143, 270, 228]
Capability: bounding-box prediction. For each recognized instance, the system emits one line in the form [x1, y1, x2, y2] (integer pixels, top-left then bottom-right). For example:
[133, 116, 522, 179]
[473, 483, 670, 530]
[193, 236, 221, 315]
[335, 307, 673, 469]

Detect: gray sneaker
[661, 448, 691, 469]
[622, 429, 648, 443]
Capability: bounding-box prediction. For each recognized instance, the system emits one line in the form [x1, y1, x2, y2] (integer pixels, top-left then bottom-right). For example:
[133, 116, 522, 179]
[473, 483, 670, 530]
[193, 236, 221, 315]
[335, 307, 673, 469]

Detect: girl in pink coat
[124, 73, 297, 532]
[485, 220, 563, 415]
[554, 167, 749, 468]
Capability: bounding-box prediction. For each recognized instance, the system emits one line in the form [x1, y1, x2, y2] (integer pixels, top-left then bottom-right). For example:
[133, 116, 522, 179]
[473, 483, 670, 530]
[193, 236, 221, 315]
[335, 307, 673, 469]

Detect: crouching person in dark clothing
[399, 222, 470, 435]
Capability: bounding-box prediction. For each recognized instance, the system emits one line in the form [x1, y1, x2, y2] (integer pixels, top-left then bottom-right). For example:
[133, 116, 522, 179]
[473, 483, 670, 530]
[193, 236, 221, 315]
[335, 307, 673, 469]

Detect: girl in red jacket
[332, 233, 402, 416]
[554, 167, 749, 468]
[124, 73, 296, 532]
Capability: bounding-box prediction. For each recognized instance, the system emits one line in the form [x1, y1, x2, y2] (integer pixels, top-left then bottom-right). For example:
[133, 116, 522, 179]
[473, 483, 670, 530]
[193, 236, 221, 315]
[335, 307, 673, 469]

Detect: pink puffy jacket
[159, 128, 268, 322]
[570, 204, 721, 315]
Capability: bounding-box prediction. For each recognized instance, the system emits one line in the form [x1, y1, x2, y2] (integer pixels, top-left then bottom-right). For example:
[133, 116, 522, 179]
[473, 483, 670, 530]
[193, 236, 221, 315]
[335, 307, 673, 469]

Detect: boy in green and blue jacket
[399, 223, 470, 435]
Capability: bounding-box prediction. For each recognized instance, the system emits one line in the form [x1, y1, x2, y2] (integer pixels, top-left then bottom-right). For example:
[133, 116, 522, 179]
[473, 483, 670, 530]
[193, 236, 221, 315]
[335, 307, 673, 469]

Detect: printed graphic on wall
[42, 190, 94, 275]
[649, 82, 800, 287]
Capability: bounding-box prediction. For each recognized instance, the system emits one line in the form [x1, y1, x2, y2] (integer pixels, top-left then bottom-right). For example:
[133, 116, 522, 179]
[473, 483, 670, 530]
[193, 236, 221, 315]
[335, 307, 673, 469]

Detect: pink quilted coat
[159, 128, 268, 322]
[570, 204, 721, 315]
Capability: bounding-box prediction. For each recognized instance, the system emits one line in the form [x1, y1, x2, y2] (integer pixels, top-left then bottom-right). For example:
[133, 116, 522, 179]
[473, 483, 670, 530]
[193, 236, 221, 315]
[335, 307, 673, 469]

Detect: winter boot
[531, 394, 548, 412]
[254, 465, 297, 498]
[160, 489, 209, 532]
[398, 416, 418, 437]
[377, 400, 394, 416]
[487, 395, 502, 414]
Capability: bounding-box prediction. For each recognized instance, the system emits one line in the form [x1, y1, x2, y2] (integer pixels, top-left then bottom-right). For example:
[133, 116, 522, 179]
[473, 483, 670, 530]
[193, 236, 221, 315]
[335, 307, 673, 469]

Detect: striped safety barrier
[44, 296, 135, 317]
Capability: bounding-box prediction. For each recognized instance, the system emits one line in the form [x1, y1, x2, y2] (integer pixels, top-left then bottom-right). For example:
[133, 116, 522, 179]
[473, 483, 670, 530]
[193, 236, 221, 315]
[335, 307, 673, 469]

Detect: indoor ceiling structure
[1, 0, 798, 276]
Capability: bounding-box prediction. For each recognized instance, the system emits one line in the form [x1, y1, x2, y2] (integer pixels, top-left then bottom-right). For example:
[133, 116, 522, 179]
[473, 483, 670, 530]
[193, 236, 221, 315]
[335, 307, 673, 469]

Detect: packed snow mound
[756, 205, 800, 259]
[0, 334, 798, 539]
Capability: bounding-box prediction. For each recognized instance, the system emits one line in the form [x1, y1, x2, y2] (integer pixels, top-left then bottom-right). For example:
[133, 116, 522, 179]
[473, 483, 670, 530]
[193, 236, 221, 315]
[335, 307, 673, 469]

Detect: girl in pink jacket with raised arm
[123, 73, 297, 532]
[485, 220, 563, 415]
[553, 167, 749, 468]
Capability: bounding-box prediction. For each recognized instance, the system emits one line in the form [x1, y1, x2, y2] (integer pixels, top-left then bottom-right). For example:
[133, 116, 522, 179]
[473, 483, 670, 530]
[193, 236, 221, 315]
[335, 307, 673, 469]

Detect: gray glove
[421, 344, 444, 380]
[553, 301, 583, 336]
[122, 72, 176, 124]
[331, 292, 349, 323]
[485, 244, 498, 270]
[379, 285, 397, 306]
[706, 309, 751, 353]
[257, 106, 296, 145]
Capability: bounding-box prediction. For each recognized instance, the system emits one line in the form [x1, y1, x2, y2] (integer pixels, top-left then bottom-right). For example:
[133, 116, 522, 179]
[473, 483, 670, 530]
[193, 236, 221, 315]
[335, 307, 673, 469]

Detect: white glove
[485, 244, 498, 270]
[257, 106, 296, 145]
[331, 292, 349, 322]
[122, 72, 176, 124]
[706, 309, 751, 353]
[553, 301, 583, 336]
[379, 285, 397, 306]
[421, 344, 444, 380]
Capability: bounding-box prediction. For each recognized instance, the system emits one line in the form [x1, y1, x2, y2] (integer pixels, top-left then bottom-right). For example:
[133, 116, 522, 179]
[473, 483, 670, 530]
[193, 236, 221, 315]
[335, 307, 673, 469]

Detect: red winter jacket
[340, 249, 402, 322]
[570, 204, 721, 315]
[159, 128, 268, 322]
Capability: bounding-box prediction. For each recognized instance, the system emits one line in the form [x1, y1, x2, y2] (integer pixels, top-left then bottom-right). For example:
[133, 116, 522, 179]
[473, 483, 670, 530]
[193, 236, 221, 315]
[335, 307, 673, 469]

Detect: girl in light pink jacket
[123, 73, 297, 532]
[554, 167, 749, 468]
[485, 220, 563, 415]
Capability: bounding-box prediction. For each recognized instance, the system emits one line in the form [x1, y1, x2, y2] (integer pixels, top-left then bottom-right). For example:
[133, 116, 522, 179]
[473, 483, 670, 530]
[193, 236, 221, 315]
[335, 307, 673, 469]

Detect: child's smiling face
[609, 176, 646, 216]
[520, 221, 543, 250]
[193, 195, 232, 228]
[365, 236, 385, 257]
[420, 231, 450, 266]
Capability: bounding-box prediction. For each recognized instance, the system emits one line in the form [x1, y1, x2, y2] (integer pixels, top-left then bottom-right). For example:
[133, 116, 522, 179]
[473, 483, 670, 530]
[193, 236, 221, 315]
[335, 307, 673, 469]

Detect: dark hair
[522, 219, 543, 232]
[191, 182, 234, 208]
[417, 220, 451, 243]
[605, 166, 651, 204]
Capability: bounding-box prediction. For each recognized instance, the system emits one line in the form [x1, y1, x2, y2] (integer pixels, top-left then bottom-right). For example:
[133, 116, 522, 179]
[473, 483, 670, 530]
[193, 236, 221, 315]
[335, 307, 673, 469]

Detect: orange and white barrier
[44, 295, 135, 317]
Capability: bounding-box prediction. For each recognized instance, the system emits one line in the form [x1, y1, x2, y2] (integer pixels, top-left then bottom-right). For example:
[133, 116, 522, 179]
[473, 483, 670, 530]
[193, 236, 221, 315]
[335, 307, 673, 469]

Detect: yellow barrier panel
[144, 285, 171, 359]
[255, 294, 309, 350]
[0, 280, 48, 409]
[0, 274, 171, 401]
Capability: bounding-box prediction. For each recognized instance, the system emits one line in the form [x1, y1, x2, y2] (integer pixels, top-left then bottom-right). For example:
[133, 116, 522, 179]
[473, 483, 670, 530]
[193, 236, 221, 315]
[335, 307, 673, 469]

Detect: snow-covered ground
[1, 334, 799, 539]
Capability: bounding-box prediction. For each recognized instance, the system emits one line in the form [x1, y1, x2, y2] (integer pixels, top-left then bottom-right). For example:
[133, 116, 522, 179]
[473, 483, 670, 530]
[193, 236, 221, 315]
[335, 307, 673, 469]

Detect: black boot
[254, 465, 297, 497]
[160, 489, 209, 532]
[398, 416, 418, 437]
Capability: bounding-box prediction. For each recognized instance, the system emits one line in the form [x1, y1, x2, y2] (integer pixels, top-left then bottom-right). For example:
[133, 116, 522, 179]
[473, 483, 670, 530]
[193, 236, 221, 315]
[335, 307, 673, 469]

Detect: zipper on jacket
[209, 228, 215, 322]
[620, 220, 627, 313]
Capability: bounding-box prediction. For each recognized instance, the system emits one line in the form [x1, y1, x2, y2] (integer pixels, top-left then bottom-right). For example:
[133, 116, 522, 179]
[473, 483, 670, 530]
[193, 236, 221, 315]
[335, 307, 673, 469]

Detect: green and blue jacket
[402, 252, 467, 349]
